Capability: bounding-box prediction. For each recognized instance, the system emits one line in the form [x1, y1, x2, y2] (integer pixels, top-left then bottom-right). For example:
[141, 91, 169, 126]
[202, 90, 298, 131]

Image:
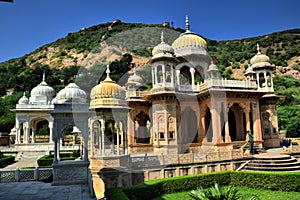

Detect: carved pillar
[152, 66, 155, 86]
[49, 121, 54, 143]
[256, 73, 260, 89]
[199, 105, 207, 143]
[224, 104, 232, 143]
[252, 103, 262, 141]
[116, 123, 120, 156]
[31, 128, 36, 143]
[154, 66, 158, 85]
[190, 68, 195, 87]
[162, 64, 166, 85]
[211, 103, 221, 143]
[164, 107, 168, 145]
[23, 122, 30, 144]
[176, 70, 180, 86]
[100, 119, 105, 156]
[264, 71, 268, 90]
[171, 64, 174, 86]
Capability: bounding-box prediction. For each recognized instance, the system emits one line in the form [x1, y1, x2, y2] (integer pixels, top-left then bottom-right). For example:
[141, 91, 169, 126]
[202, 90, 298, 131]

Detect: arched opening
[105, 120, 117, 145]
[20, 122, 24, 143]
[228, 110, 236, 141]
[165, 64, 172, 83]
[205, 110, 213, 142]
[181, 108, 198, 143]
[92, 120, 101, 147]
[35, 119, 49, 143]
[180, 66, 191, 85]
[156, 65, 163, 84]
[258, 73, 265, 87]
[136, 111, 150, 144]
[61, 125, 75, 146]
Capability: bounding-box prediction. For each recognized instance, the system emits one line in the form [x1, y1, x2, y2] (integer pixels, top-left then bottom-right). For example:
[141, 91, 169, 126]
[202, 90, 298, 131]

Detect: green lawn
[154, 186, 300, 200]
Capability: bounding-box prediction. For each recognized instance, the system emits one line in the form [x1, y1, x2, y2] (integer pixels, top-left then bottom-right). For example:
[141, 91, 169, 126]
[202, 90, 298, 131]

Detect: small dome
[18, 92, 29, 104]
[250, 44, 272, 69]
[172, 17, 207, 56]
[152, 32, 174, 59]
[245, 66, 255, 75]
[29, 74, 55, 104]
[207, 62, 219, 72]
[126, 69, 143, 87]
[90, 65, 127, 109]
[56, 83, 87, 104]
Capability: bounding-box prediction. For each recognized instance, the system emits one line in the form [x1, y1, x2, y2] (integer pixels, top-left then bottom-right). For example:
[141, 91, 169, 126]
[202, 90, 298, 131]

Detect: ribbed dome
[126, 69, 143, 87]
[171, 16, 207, 56]
[29, 74, 55, 104]
[250, 44, 271, 69]
[90, 66, 127, 109]
[207, 62, 219, 72]
[172, 32, 207, 50]
[152, 32, 174, 59]
[245, 66, 255, 75]
[18, 92, 29, 104]
[56, 83, 87, 103]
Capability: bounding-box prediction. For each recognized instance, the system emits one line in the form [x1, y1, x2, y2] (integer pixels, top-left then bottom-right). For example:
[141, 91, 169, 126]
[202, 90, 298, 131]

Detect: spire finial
[106, 64, 110, 77]
[256, 43, 261, 54]
[185, 15, 190, 31]
[23, 92, 26, 96]
[160, 31, 164, 43]
[42, 72, 45, 82]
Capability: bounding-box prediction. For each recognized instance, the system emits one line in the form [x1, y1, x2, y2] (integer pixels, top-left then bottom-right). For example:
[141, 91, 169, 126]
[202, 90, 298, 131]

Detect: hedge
[0, 155, 15, 167]
[106, 171, 300, 200]
[37, 153, 76, 167]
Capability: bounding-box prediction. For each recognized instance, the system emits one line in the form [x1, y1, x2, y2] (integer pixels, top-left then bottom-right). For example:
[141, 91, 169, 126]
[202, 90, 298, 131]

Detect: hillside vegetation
[0, 21, 299, 136]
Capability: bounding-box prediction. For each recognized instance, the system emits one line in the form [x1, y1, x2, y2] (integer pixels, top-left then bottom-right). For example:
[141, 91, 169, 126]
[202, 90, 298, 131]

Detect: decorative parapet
[0, 168, 52, 182]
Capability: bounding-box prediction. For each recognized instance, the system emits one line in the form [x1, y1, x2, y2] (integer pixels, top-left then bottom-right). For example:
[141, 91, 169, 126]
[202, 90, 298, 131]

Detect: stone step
[241, 153, 300, 172]
[250, 158, 297, 164]
[244, 165, 300, 172]
[247, 160, 300, 168]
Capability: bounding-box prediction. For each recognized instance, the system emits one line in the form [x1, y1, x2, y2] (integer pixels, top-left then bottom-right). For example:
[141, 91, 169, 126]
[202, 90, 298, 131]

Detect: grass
[154, 186, 300, 200]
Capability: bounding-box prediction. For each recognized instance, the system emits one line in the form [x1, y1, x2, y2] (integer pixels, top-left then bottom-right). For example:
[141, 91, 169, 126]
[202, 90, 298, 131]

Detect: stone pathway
[0, 181, 96, 200]
[4, 152, 42, 169]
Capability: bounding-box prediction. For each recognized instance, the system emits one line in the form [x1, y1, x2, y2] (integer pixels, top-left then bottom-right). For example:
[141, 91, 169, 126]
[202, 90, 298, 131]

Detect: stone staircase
[242, 153, 300, 172]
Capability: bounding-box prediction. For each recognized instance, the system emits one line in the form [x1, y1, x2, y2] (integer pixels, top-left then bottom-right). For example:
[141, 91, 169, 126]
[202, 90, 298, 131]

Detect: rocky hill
[0, 20, 300, 92]
[0, 20, 299, 135]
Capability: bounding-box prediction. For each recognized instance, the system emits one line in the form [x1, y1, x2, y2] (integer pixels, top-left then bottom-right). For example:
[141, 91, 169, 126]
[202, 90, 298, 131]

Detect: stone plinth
[52, 160, 90, 185]
[263, 138, 280, 148]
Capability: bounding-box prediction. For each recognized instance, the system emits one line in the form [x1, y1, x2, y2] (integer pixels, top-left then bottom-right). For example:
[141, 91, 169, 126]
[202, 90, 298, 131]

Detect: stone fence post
[15, 168, 20, 182]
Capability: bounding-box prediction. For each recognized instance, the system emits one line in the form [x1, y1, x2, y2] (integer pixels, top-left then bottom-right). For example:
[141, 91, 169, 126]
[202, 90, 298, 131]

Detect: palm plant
[189, 183, 259, 200]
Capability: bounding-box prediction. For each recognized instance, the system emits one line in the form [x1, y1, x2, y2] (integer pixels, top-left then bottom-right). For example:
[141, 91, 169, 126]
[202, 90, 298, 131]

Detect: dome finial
[185, 15, 190, 31]
[106, 64, 111, 77]
[161, 31, 165, 43]
[256, 43, 261, 55]
[42, 72, 45, 82]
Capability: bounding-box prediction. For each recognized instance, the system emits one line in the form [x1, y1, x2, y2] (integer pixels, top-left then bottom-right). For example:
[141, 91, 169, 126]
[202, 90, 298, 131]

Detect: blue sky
[0, 0, 299, 62]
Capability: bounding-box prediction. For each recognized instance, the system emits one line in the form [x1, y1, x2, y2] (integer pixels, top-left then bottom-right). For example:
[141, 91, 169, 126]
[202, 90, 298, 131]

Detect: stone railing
[126, 90, 152, 98]
[130, 149, 246, 169]
[0, 168, 52, 182]
[203, 79, 257, 90]
[176, 79, 257, 92]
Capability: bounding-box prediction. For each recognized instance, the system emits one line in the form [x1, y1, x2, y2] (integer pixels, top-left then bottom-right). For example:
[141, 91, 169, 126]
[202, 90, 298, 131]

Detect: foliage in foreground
[106, 171, 300, 200]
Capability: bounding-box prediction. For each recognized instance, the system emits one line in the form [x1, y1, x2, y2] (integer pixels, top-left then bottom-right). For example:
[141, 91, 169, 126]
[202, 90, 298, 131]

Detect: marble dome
[90, 66, 126, 109]
[29, 74, 55, 104]
[172, 16, 207, 56]
[56, 83, 87, 104]
[152, 32, 174, 59]
[250, 44, 272, 69]
[18, 92, 29, 105]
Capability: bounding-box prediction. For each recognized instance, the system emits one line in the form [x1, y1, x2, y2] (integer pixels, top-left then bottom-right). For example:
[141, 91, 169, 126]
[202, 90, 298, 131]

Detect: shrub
[106, 171, 300, 200]
[0, 155, 15, 167]
[37, 153, 76, 167]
